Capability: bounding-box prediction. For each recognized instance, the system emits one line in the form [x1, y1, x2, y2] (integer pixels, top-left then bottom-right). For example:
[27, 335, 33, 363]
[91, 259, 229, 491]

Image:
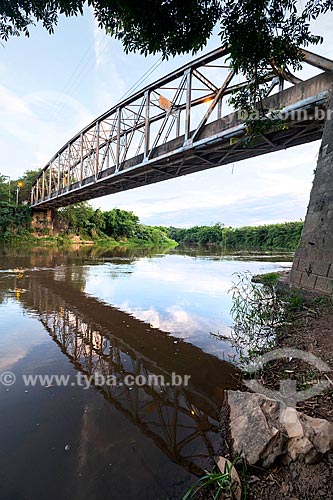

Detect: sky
[1, 6, 333, 228]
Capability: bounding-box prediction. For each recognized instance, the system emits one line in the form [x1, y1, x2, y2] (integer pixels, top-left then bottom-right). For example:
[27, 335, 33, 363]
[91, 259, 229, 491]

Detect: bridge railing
[30, 47, 333, 207]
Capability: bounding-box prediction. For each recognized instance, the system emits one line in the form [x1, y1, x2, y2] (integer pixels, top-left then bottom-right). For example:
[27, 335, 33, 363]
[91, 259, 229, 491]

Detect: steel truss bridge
[30, 47, 333, 209]
[11, 270, 239, 476]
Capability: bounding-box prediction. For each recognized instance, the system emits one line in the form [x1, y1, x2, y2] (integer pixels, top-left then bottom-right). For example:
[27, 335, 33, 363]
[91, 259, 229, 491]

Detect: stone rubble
[226, 390, 333, 467]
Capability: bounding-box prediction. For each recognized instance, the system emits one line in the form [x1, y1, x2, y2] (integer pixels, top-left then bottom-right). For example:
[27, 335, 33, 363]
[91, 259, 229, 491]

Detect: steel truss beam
[30, 47, 333, 208]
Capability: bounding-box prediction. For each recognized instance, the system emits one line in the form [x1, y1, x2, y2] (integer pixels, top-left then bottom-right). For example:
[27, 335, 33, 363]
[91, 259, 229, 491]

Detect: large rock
[226, 391, 285, 467]
[300, 412, 333, 460]
[226, 391, 333, 467]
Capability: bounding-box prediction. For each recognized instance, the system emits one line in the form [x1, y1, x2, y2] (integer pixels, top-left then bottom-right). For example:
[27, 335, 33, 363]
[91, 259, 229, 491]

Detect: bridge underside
[34, 115, 324, 210]
[30, 45, 333, 210]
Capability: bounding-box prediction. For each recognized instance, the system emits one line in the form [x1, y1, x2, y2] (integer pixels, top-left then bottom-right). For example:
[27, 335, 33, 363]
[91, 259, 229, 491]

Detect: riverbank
[245, 289, 333, 499]
[0, 233, 178, 249]
[0, 203, 178, 248]
[227, 280, 333, 500]
[169, 221, 303, 251]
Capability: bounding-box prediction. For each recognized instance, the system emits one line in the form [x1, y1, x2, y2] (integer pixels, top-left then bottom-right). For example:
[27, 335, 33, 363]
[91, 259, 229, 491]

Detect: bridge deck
[30, 47, 333, 209]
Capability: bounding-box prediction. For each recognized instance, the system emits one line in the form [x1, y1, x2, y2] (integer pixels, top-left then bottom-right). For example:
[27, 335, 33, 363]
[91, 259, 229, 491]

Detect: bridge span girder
[30, 47, 333, 209]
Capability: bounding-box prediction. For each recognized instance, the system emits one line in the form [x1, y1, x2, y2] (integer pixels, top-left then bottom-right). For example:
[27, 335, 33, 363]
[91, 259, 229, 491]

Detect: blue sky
[1, 6, 333, 227]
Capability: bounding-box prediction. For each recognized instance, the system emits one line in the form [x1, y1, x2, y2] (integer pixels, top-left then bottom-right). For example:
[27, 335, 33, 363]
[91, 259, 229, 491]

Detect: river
[0, 244, 292, 500]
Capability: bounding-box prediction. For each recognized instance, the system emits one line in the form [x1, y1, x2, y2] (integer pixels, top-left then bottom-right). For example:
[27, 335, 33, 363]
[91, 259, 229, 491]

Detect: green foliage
[103, 208, 139, 239]
[217, 271, 306, 366]
[0, 1, 221, 56]
[92, 0, 222, 57]
[0, 1, 83, 40]
[221, 0, 325, 114]
[15, 169, 42, 204]
[284, 287, 304, 315]
[1, 1, 331, 119]
[182, 457, 244, 500]
[57, 203, 105, 237]
[227, 271, 282, 364]
[134, 224, 172, 245]
[0, 169, 42, 205]
[252, 272, 280, 286]
[242, 114, 289, 144]
[169, 221, 303, 251]
[56, 203, 175, 245]
[224, 222, 303, 251]
[0, 188, 175, 246]
[0, 204, 31, 239]
[168, 223, 224, 245]
[0, 174, 11, 202]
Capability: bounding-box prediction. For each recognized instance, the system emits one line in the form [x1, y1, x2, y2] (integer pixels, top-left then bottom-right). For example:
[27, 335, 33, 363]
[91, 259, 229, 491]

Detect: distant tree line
[1, 172, 303, 249]
[57, 204, 172, 244]
[0, 204, 31, 239]
[0, 172, 173, 244]
[168, 221, 303, 251]
[0, 169, 42, 205]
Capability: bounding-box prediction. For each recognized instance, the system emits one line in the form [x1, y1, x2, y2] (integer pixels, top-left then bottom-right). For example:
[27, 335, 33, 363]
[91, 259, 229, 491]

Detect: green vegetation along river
[0, 244, 293, 500]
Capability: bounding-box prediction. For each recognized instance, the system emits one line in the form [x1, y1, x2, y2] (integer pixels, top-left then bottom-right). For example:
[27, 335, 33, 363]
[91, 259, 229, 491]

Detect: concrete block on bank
[315, 276, 333, 294]
[290, 269, 303, 287]
[311, 261, 331, 277]
[293, 257, 300, 269]
[322, 249, 333, 261]
[328, 266, 333, 279]
[298, 259, 311, 273]
[300, 272, 318, 289]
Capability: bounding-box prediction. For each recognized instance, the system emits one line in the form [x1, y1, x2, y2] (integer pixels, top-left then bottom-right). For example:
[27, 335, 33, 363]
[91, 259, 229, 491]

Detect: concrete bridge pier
[290, 93, 333, 295]
[31, 209, 54, 234]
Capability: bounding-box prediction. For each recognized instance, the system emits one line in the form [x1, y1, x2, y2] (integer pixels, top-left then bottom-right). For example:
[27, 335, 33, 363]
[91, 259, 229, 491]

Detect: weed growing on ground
[182, 457, 246, 500]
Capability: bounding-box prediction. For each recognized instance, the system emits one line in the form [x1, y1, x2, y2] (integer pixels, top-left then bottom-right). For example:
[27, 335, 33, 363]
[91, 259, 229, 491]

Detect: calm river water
[0, 245, 292, 500]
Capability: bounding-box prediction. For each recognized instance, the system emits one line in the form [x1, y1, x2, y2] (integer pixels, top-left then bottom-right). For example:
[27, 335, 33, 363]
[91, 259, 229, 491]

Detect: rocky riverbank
[223, 287, 333, 500]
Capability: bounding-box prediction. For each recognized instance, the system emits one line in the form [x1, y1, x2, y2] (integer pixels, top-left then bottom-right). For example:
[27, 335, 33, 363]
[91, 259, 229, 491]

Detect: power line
[119, 56, 163, 102]
[44, 38, 98, 121]
[49, 34, 111, 120]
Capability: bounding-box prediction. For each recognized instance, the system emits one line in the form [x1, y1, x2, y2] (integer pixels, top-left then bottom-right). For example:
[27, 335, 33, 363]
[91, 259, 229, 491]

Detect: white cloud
[90, 140, 317, 225]
[0, 84, 94, 177]
[92, 19, 128, 111]
[0, 86, 33, 117]
[1, 9, 332, 226]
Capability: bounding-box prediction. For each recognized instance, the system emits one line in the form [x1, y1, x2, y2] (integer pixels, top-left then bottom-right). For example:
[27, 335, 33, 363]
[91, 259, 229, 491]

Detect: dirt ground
[244, 292, 333, 500]
[194, 290, 333, 500]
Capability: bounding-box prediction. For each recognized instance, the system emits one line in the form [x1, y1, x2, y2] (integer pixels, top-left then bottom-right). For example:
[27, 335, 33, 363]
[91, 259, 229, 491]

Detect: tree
[0, 1, 221, 54]
[0, 169, 42, 205]
[103, 208, 140, 238]
[0, 174, 11, 203]
[1, 1, 332, 112]
[0, 1, 83, 40]
[15, 169, 42, 203]
[57, 202, 106, 235]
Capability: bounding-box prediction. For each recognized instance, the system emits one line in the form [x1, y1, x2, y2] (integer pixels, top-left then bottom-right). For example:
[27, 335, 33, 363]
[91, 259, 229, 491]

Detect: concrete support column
[290, 93, 333, 295]
[31, 209, 54, 234]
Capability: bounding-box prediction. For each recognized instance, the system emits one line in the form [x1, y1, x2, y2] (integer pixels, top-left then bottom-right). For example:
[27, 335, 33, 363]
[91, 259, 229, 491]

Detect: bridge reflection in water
[18, 270, 240, 477]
